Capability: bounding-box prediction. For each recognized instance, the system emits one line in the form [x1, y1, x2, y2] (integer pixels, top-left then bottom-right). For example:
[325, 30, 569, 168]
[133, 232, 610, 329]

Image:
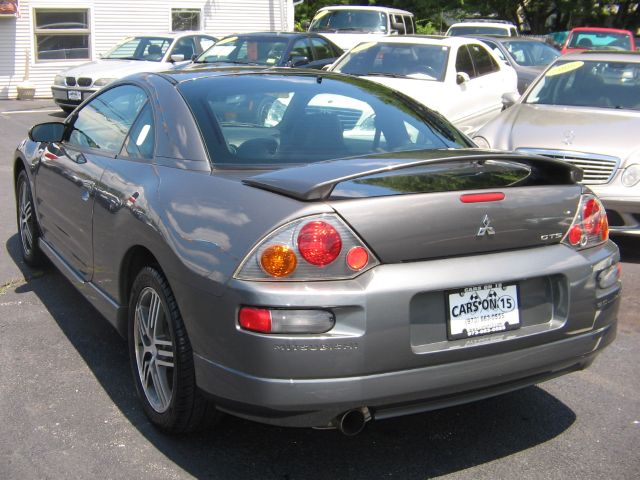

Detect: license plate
[447, 283, 520, 340]
[68, 90, 81, 101]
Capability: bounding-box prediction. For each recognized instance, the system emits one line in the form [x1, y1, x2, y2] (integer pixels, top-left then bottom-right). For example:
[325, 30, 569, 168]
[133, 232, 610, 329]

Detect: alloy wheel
[133, 286, 175, 413]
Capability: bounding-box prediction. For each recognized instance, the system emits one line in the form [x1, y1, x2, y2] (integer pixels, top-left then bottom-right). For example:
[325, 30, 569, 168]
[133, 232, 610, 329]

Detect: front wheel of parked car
[16, 170, 44, 267]
[128, 266, 220, 433]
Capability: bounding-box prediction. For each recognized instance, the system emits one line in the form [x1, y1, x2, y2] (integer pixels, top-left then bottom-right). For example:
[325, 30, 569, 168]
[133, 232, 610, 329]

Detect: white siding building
[0, 0, 296, 99]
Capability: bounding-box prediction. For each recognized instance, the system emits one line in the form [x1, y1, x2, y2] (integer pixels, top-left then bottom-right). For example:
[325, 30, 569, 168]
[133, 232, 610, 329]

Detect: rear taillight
[238, 307, 335, 334]
[563, 194, 609, 249]
[234, 214, 378, 281]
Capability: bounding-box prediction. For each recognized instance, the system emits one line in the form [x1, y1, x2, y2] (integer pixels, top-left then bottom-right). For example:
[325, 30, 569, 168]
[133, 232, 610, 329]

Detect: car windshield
[567, 31, 632, 51]
[503, 41, 559, 66]
[525, 60, 640, 110]
[309, 9, 387, 33]
[104, 37, 172, 61]
[332, 42, 449, 81]
[178, 73, 471, 167]
[448, 26, 509, 36]
[197, 36, 289, 65]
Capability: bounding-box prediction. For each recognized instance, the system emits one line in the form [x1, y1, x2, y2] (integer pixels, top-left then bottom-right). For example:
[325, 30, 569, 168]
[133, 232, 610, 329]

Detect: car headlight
[473, 136, 491, 149]
[621, 164, 640, 187]
[93, 78, 116, 87]
[54, 75, 66, 86]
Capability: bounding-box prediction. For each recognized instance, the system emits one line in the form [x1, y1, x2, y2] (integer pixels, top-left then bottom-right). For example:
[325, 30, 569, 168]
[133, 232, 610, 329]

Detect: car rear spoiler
[243, 149, 583, 201]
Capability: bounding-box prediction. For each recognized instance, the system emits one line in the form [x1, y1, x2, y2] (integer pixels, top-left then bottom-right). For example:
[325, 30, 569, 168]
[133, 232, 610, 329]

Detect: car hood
[59, 59, 169, 78]
[498, 104, 640, 163]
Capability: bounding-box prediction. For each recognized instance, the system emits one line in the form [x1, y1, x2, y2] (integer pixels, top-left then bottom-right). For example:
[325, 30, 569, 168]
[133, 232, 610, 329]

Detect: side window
[122, 103, 155, 160]
[455, 46, 475, 78]
[197, 36, 216, 53]
[404, 16, 415, 34]
[67, 85, 147, 152]
[290, 39, 312, 60]
[469, 44, 500, 76]
[171, 37, 196, 60]
[311, 37, 335, 60]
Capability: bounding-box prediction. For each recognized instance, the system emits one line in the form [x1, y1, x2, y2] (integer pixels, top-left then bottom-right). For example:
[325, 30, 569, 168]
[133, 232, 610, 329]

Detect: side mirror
[456, 72, 471, 85]
[501, 91, 521, 110]
[321, 64, 331, 71]
[288, 55, 309, 67]
[28, 122, 65, 143]
[391, 22, 405, 34]
[170, 54, 185, 63]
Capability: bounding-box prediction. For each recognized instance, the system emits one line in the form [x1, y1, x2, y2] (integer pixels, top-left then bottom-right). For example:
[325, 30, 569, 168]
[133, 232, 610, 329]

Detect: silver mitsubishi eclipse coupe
[14, 67, 621, 435]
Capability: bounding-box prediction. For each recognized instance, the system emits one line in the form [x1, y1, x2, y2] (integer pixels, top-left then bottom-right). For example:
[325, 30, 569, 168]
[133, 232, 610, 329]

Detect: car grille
[77, 77, 92, 87]
[66, 77, 76, 86]
[517, 148, 620, 185]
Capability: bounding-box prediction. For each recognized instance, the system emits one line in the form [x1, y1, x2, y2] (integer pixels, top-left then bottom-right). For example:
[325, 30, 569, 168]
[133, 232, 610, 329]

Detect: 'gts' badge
[540, 233, 563, 241]
[476, 215, 495, 237]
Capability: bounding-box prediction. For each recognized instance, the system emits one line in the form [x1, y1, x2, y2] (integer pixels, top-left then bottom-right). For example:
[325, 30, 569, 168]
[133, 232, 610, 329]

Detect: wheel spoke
[149, 361, 170, 410]
[148, 293, 161, 340]
[156, 340, 174, 368]
[23, 220, 33, 246]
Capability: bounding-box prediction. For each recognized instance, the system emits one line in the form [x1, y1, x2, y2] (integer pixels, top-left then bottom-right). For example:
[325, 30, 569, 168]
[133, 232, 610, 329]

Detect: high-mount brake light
[297, 221, 342, 266]
[460, 192, 505, 203]
[563, 194, 609, 250]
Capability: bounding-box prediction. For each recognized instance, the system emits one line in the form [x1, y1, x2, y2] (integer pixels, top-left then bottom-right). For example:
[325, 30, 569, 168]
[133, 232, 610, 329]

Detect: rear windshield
[567, 31, 632, 51]
[178, 73, 471, 168]
[332, 42, 449, 81]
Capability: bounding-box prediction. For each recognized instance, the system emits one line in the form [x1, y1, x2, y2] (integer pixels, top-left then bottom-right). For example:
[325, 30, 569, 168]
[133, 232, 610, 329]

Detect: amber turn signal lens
[260, 244, 297, 277]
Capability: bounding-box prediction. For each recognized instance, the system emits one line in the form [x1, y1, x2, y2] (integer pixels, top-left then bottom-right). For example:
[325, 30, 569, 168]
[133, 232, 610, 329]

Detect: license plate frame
[68, 90, 81, 101]
[446, 283, 521, 340]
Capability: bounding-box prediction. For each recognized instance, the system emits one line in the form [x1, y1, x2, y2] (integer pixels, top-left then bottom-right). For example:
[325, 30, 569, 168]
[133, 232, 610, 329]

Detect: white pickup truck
[307, 5, 416, 51]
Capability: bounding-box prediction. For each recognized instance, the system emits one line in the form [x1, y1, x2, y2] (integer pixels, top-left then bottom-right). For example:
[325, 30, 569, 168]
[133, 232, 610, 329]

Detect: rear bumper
[195, 321, 616, 427]
[186, 242, 620, 428]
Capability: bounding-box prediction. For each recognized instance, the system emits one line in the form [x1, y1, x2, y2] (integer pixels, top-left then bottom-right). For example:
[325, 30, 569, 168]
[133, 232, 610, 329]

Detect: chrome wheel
[134, 286, 175, 413]
[18, 178, 35, 258]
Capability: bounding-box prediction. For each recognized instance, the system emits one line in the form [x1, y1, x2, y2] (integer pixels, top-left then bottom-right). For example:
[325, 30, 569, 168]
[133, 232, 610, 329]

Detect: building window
[34, 9, 90, 61]
[171, 8, 201, 31]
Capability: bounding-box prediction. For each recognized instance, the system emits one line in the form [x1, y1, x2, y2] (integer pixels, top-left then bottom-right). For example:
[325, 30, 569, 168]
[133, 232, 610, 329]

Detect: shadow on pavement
[6, 233, 576, 479]
[613, 236, 640, 264]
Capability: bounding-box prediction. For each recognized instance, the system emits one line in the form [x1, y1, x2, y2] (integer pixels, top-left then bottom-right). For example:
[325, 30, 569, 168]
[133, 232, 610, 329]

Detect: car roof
[568, 27, 633, 35]
[349, 35, 485, 47]
[125, 31, 216, 40]
[562, 51, 640, 62]
[466, 35, 548, 44]
[316, 5, 413, 15]
[449, 21, 515, 28]
[218, 32, 321, 39]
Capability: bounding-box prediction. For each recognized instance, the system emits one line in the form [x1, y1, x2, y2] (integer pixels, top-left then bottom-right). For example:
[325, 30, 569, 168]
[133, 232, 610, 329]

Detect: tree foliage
[294, 0, 640, 34]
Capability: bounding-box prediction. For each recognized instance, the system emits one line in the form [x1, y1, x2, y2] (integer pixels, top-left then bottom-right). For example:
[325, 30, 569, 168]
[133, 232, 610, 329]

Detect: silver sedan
[475, 52, 640, 236]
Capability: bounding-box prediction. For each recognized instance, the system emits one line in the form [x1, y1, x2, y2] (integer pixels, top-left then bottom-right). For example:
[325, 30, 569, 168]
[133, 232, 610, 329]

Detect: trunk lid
[245, 149, 584, 262]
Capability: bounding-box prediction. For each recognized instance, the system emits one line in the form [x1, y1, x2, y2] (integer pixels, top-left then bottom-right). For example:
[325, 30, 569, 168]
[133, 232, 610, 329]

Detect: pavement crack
[0, 270, 46, 295]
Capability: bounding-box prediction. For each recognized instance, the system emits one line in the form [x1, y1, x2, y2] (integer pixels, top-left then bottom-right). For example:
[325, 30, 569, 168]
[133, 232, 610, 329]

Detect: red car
[561, 27, 636, 54]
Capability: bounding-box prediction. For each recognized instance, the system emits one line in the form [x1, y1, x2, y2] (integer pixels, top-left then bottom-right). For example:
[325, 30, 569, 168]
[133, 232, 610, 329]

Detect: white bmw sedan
[329, 36, 518, 135]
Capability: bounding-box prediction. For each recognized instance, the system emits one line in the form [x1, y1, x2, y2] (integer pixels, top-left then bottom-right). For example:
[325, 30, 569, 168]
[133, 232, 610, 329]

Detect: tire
[16, 170, 44, 267]
[128, 266, 220, 433]
[61, 106, 75, 114]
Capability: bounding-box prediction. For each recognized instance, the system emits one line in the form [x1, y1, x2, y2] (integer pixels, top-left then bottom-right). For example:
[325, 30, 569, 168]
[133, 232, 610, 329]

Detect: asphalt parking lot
[1, 99, 639, 480]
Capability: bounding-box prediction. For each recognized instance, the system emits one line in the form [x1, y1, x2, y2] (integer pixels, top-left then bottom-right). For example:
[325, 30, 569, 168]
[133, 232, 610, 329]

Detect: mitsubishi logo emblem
[477, 214, 495, 237]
